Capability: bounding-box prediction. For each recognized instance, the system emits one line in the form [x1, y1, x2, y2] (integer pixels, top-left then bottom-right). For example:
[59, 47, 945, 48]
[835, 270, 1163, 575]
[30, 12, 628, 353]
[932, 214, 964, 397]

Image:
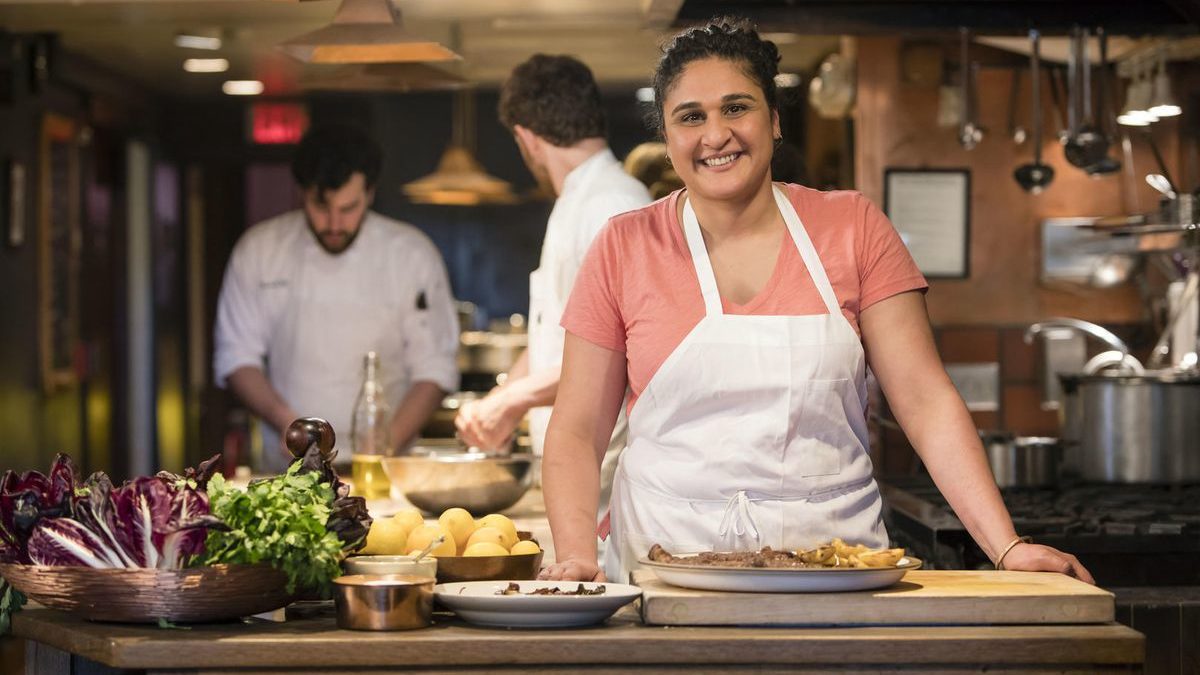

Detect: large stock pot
[1059, 371, 1200, 482]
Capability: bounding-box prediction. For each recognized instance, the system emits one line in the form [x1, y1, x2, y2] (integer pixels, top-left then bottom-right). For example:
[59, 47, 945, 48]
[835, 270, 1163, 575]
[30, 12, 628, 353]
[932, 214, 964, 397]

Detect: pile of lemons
[359, 507, 541, 558]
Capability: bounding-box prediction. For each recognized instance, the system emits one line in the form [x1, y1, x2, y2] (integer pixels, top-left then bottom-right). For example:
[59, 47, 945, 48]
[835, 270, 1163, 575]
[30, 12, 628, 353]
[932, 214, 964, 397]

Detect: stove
[881, 479, 1200, 586]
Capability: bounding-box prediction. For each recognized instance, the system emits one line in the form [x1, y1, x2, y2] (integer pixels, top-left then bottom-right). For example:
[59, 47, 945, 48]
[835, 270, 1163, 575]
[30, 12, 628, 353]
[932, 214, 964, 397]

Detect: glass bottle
[350, 351, 393, 500]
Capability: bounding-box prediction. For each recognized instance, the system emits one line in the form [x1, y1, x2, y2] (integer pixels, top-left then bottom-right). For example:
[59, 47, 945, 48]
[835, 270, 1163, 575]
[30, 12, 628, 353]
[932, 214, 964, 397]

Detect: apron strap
[771, 185, 842, 317]
[681, 196, 725, 316]
[716, 490, 762, 542]
[681, 185, 847, 321]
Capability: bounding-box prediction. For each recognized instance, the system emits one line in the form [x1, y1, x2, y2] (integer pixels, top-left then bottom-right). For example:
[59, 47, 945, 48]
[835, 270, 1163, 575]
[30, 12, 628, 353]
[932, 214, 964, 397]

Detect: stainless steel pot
[1059, 372, 1200, 482]
[982, 433, 1060, 488]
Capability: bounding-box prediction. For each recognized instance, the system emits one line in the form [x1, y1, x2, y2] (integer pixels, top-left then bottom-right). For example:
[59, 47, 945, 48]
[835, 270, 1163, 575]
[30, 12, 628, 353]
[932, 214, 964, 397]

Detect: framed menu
[883, 168, 971, 279]
[38, 113, 81, 393]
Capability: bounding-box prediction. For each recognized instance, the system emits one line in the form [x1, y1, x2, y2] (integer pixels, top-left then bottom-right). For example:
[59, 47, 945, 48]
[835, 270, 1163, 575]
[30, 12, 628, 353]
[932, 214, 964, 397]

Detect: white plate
[639, 556, 923, 593]
[433, 580, 642, 628]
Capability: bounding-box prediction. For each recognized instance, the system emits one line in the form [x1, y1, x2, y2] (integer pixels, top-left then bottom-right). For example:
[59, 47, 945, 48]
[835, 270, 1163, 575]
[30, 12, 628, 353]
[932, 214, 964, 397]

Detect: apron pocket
[791, 378, 855, 478]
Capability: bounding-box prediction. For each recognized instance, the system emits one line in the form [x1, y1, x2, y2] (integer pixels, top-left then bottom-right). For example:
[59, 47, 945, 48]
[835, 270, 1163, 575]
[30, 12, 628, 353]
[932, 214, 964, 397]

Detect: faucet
[1023, 318, 1129, 354]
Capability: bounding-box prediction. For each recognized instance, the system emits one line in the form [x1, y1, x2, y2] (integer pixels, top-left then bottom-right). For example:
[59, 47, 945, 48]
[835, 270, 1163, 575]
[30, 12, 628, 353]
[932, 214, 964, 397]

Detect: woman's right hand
[538, 557, 606, 582]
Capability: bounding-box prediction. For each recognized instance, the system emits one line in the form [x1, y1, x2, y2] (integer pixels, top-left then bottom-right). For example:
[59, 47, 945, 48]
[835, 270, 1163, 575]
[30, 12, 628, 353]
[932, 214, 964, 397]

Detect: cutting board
[633, 569, 1114, 627]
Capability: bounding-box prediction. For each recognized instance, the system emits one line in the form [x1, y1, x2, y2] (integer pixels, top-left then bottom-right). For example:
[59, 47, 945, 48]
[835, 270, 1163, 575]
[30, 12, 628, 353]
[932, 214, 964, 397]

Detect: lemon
[462, 542, 509, 557]
[360, 517, 410, 555]
[392, 509, 425, 537]
[509, 540, 541, 556]
[476, 513, 518, 550]
[465, 526, 507, 551]
[438, 507, 478, 554]
[404, 524, 457, 557]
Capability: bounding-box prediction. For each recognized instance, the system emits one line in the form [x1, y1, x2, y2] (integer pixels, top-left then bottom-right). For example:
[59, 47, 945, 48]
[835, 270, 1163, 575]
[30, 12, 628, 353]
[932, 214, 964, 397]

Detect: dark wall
[0, 35, 158, 477]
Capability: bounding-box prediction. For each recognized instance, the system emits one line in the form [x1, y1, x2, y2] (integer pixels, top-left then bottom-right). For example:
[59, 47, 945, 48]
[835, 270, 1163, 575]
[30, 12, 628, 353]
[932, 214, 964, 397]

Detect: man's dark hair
[649, 17, 780, 134]
[291, 124, 383, 193]
[498, 54, 607, 147]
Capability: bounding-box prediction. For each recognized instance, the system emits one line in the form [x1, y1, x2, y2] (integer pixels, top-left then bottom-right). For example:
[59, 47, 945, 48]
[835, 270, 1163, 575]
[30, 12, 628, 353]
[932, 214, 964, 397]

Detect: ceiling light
[222, 80, 264, 96]
[1148, 50, 1181, 118]
[279, 0, 460, 65]
[183, 58, 229, 73]
[635, 87, 655, 103]
[774, 73, 802, 88]
[403, 91, 517, 206]
[300, 62, 466, 92]
[174, 33, 222, 51]
[1118, 61, 1157, 126]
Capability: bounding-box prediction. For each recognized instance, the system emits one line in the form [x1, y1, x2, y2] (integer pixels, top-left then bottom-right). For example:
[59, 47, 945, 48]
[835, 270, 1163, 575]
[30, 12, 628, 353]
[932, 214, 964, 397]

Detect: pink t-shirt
[561, 183, 928, 413]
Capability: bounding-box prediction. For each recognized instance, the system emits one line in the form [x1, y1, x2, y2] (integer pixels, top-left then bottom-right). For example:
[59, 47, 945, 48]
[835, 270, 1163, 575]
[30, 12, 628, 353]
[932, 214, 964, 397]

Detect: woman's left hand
[1000, 543, 1096, 584]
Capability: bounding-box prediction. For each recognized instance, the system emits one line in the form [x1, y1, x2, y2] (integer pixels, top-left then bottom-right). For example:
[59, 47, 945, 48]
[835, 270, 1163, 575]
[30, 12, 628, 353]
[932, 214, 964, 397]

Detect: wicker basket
[0, 563, 292, 623]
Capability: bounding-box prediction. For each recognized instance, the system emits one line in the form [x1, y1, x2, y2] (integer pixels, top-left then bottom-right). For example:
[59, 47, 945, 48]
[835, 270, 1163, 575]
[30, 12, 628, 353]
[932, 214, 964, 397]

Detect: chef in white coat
[456, 55, 650, 526]
[539, 18, 1094, 584]
[214, 124, 459, 472]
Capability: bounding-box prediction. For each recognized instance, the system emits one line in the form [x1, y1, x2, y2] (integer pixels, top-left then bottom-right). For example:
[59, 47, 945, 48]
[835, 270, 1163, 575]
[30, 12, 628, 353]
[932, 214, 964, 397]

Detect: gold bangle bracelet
[995, 535, 1033, 570]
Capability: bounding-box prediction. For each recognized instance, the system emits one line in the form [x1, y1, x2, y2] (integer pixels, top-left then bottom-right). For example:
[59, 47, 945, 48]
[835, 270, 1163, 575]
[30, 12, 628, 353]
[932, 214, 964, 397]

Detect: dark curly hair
[291, 124, 383, 194]
[498, 54, 607, 146]
[650, 17, 780, 134]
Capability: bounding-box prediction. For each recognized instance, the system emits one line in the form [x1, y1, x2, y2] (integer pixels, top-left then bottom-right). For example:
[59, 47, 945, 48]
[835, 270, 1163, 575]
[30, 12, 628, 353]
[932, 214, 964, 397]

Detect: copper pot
[333, 574, 435, 631]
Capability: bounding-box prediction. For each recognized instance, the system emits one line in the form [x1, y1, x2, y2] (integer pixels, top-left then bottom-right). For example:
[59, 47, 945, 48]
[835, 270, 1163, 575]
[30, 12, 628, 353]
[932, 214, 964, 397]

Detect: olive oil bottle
[350, 351, 392, 500]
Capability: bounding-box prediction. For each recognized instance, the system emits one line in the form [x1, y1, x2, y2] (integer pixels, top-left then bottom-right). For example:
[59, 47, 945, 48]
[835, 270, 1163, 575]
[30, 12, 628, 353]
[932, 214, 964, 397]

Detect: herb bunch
[199, 464, 345, 595]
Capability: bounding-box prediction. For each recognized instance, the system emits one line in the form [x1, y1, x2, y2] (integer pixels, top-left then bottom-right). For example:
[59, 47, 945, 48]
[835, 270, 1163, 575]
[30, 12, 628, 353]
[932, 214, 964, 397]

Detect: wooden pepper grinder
[284, 417, 337, 461]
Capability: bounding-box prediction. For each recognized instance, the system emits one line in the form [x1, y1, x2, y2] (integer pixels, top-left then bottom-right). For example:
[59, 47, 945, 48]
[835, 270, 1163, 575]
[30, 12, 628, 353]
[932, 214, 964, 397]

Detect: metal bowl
[381, 448, 533, 516]
[343, 555, 438, 578]
[333, 574, 435, 631]
[433, 534, 544, 583]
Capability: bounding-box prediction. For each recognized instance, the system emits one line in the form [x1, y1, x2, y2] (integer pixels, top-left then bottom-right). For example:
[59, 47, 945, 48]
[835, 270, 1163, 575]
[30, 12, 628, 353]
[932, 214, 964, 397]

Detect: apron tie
[717, 490, 761, 542]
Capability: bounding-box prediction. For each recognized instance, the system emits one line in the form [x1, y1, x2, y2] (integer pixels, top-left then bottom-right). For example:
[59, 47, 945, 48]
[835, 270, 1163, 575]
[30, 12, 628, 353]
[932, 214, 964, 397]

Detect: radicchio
[0, 455, 78, 563]
[294, 443, 371, 552]
[27, 518, 125, 568]
[18, 454, 225, 569]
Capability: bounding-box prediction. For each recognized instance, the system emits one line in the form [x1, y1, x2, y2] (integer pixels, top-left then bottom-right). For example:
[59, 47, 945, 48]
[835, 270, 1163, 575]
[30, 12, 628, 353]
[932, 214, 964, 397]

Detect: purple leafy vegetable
[0, 455, 78, 563]
[293, 443, 371, 552]
[27, 518, 125, 568]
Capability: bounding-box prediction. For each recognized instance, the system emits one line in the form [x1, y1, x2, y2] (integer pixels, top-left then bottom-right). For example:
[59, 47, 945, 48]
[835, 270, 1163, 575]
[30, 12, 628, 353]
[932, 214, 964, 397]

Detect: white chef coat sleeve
[401, 241, 460, 394]
[569, 192, 650, 279]
[212, 239, 270, 389]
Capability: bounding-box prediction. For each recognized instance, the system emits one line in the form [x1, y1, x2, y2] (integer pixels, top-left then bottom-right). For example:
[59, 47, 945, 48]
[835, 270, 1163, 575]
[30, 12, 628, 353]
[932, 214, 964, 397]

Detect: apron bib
[604, 185, 886, 582]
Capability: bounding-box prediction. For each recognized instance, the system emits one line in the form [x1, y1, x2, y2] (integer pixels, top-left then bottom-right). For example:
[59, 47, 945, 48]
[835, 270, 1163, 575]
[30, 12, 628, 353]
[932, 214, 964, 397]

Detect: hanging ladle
[1007, 68, 1027, 145]
[1064, 27, 1110, 170]
[957, 27, 983, 150]
[1014, 29, 1055, 193]
[1085, 27, 1121, 176]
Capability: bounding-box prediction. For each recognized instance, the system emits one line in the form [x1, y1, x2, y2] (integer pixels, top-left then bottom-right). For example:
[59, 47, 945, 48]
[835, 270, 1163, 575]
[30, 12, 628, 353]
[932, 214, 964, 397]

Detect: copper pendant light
[279, 0, 460, 65]
[403, 91, 518, 206]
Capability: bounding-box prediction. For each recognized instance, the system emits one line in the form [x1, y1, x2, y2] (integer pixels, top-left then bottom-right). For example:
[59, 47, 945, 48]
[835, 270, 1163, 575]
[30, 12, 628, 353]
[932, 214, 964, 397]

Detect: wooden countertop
[13, 606, 1143, 672]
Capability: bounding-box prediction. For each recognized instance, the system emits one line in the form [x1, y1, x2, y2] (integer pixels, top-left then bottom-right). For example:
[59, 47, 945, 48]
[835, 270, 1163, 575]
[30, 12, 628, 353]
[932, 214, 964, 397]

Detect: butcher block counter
[9, 489, 1144, 673]
[14, 604, 1143, 674]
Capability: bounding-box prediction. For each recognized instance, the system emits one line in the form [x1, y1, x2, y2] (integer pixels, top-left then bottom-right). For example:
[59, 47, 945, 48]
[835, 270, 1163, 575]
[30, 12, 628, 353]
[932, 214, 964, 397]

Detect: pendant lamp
[403, 91, 517, 206]
[279, 0, 460, 65]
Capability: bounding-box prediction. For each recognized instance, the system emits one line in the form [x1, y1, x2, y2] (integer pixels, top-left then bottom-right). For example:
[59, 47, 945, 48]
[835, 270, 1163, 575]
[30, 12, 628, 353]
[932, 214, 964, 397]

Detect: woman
[540, 17, 1093, 585]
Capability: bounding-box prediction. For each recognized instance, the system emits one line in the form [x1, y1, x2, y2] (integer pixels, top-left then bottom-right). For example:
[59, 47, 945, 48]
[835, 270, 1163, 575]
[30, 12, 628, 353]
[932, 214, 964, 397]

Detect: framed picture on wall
[39, 113, 81, 393]
[883, 168, 971, 279]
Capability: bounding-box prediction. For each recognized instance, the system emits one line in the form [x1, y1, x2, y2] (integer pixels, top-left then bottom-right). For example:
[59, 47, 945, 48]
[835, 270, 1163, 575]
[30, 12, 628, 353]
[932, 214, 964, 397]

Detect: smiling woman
[538, 16, 1095, 587]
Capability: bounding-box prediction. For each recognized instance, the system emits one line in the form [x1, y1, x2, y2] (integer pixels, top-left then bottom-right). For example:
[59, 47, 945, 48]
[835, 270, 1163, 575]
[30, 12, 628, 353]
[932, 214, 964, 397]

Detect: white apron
[604, 185, 886, 583]
[262, 229, 412, 473]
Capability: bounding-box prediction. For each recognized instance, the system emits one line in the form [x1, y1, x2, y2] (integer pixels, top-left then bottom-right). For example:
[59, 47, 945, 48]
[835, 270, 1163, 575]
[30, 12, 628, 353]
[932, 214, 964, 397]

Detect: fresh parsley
[199, 465, 345, 596]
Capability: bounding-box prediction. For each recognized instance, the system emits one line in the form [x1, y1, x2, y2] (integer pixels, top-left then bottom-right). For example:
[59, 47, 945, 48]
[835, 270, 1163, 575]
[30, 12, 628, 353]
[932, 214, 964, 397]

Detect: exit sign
[250, 102, 309, 144]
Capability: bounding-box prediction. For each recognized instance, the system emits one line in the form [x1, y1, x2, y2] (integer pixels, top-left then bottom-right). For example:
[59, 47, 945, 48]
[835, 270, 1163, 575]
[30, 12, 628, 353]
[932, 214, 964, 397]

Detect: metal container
[458, 331, 527, 375]
[434, 538, 545, 583]
[342, 555, 438, 578]
[332, 574, 435, 631]
[381, 448, 534, 515]
[1060, 372, 1200, 482]
[982, 433, 1061, 488]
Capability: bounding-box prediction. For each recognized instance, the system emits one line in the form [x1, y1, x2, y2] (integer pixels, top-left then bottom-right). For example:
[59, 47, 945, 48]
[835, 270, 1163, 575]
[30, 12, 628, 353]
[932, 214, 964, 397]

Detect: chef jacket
[527, 148, 651, 456]
[213, 210, 459, 472]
